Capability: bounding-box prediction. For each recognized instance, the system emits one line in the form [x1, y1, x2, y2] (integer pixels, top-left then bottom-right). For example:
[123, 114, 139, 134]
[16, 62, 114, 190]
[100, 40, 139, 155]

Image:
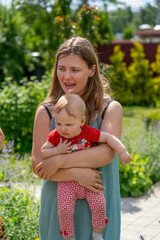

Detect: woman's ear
[89, 64, 96, 77]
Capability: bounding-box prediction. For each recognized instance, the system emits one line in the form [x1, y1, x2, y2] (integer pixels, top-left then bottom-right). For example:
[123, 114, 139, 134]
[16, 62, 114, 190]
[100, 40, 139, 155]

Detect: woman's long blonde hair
[42, 36, 109, 126]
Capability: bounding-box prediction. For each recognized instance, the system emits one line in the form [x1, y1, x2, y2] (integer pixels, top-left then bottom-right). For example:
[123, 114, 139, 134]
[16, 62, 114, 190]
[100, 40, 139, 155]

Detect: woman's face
[57, 54, 95, 96]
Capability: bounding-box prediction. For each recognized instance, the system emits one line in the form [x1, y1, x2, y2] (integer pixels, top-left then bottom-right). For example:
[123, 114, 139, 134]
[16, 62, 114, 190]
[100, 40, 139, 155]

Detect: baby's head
[54, 94, 86, 119]
[53, 94, 86, 138]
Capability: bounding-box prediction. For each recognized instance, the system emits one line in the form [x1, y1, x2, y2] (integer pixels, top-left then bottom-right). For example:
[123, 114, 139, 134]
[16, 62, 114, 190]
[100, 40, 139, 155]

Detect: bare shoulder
[107, 100, 123, 115]
[33, 105, 51, 134]
[32, 105, 52, 157]
[35, 104, 53, 121]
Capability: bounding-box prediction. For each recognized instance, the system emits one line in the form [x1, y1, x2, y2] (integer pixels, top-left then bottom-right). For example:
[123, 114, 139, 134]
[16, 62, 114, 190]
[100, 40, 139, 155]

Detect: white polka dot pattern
[58, 181, 108, 239]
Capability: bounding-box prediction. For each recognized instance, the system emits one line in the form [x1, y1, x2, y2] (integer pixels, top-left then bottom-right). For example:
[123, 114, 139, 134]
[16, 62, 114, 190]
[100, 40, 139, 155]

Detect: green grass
[122, 106, 160, 139]
[122, 106, 159, 128]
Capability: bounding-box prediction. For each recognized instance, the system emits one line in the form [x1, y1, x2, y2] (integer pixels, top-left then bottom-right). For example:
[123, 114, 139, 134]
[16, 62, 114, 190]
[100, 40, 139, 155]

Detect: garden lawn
[122, 105, 158, 130]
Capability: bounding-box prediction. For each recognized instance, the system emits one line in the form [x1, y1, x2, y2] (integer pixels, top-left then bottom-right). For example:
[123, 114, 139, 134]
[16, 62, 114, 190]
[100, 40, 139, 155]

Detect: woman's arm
[32, 106, 75, 177]
[36, 101, 123, 178]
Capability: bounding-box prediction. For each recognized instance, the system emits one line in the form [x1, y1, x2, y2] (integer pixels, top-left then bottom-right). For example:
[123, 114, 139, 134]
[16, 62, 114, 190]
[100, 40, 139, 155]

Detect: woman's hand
[75, 168, 105, 194]
[35, 157, 62, 180]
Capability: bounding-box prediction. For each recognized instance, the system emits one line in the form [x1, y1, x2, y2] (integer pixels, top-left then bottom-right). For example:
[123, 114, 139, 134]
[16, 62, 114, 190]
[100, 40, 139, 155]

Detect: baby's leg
[58, 182, 76, 239]
[86, 190, 108, 240]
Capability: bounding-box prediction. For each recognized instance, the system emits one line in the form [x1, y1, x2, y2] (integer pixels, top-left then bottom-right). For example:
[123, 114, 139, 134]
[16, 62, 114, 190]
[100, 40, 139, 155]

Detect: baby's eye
[56, 123, 61, 126]
[66, 124, 72, 126]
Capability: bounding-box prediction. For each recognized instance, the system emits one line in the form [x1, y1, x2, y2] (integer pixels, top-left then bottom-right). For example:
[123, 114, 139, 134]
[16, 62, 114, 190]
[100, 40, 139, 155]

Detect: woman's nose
[64, 70, 71, 79]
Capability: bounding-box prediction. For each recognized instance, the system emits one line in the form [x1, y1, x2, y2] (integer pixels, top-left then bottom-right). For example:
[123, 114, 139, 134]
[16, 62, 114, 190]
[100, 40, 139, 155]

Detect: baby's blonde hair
[53, 94, 86, 119]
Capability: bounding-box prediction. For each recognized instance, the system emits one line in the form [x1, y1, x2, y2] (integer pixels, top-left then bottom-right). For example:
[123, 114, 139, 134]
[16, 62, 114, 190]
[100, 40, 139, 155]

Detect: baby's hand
[119, 151, 132, 167]
[0, 128, 4, 150]
[56, 138, 73, 154]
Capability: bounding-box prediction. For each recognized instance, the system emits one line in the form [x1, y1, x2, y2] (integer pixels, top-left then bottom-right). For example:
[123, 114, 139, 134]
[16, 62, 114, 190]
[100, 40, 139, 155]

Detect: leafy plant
[0, 187, 39, 240]
[119, 154, 152, 197]
[128, 42, 155, 106]
[108, 45, 133, 104]
[0, 75, 51, 153]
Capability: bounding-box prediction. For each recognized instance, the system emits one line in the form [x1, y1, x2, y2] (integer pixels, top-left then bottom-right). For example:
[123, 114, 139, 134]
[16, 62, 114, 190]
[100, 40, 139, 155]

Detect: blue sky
[110, 0, 156, 10]
[0, 0, 157, 11]
[83, 0, 156, 11]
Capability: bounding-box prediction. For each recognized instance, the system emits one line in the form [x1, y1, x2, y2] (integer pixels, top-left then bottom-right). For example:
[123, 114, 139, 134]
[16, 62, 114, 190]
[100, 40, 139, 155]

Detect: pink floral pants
[58, 181, 108, 239]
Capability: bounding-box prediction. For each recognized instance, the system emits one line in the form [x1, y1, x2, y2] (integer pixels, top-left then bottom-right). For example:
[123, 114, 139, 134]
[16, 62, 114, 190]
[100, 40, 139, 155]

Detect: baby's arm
[99, 131, 132, 166]
[0, 128, 4, 150]
[41, 138, 72, 159]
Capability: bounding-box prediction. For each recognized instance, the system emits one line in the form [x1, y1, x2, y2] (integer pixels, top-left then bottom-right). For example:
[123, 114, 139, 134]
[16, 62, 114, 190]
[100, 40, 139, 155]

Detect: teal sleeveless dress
[39, 106, 121, 240]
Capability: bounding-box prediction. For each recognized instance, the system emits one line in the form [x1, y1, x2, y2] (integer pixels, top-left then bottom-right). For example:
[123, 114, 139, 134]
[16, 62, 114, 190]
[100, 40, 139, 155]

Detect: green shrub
[128, 42, 155, 106]
[0, 75, 51, 153]
[0, 187, 39, 240]
[119, 154, 152, 197]
[144, 111, 160, 129]
[108, 45, 133, 104]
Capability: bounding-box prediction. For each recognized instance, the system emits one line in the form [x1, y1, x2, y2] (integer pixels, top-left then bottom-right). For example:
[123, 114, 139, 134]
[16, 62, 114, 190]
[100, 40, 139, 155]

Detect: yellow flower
[35, 238, 39, 240]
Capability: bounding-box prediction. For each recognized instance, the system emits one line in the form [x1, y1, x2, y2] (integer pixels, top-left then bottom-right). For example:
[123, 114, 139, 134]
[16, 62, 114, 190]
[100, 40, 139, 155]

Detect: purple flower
[139, 235, 145, 240]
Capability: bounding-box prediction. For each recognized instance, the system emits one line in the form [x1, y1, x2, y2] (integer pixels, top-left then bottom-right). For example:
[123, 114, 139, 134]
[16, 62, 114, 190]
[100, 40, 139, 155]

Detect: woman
[32, 36, 128, 240]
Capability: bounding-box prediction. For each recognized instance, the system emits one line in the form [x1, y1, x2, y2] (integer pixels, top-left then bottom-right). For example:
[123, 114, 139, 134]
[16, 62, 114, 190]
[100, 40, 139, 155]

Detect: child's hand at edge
[119, 151, 132, 167]
[0, 128, 4, 150]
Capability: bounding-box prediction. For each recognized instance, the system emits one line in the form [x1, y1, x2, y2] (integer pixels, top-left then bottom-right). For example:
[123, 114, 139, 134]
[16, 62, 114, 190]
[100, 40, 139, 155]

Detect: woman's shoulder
[37, 103, 54, 117]
[103, 94, 122, 109]
[102, 94, 111, 108]
[102, 95, 122, 118]
[35, 103, 55, 125]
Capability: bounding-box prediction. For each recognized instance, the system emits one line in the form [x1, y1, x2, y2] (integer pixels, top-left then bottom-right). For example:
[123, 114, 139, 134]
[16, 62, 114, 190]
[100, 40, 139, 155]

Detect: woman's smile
[64, 82, 76, 91]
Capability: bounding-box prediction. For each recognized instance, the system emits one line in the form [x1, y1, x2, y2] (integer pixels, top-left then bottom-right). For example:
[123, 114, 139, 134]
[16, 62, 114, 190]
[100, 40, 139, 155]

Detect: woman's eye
[58, 67, 65, 71]
[72, 68, 79, 72]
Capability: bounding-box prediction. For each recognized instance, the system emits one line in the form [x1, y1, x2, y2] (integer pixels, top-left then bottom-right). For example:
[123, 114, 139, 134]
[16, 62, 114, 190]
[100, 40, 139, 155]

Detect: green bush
[128, 42, 155, 106]
[0, 187, 39, 240]
[119, 154, 152, 197]
[108, 45, 133, 104]
[0, 75, 50, 153]
[144, 111, 160, 129]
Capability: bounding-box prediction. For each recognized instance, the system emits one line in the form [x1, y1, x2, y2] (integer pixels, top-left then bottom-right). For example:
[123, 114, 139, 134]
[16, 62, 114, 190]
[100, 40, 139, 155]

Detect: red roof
[134, 30, 160, 36]
[112, 39, 132, 44]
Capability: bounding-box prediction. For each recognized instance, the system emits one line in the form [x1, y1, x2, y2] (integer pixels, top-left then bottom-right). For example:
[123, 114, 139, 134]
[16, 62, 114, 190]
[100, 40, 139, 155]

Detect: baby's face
[54, 109, 84, 139]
